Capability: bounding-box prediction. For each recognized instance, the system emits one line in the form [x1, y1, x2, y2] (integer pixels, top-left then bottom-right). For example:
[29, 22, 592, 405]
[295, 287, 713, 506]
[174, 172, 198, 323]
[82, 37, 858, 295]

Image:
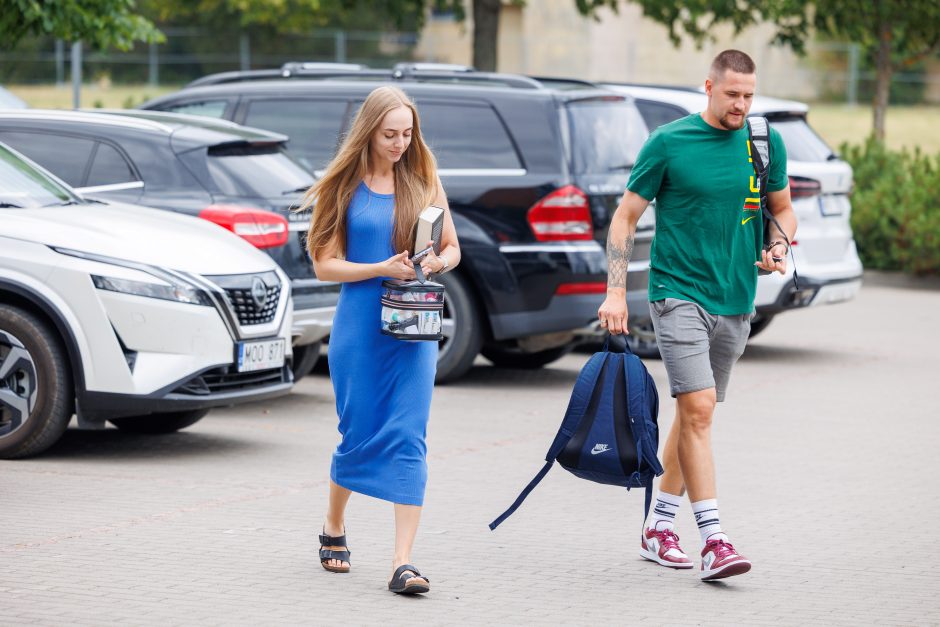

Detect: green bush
[842, 138, 940, 275]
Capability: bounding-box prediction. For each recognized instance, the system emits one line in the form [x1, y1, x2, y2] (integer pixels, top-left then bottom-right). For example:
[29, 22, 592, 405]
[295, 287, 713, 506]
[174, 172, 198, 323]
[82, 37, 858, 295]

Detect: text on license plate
[237, 339, 285, 373]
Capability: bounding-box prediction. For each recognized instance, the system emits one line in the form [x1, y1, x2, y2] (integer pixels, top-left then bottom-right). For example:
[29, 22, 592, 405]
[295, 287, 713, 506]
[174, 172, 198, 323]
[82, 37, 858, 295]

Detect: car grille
[206, 271, 282, 327]
[224, 283, 281, 325]
[173, 365, 288, 396]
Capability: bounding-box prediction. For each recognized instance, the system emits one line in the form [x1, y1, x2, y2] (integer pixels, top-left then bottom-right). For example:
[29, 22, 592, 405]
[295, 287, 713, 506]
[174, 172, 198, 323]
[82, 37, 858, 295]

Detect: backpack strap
[545, 352, 608, 461]
[490, 352, 609, 531]
[488, 460, 553, 530]
[746, 117, 800, 290]
[643, 473, 654, 521]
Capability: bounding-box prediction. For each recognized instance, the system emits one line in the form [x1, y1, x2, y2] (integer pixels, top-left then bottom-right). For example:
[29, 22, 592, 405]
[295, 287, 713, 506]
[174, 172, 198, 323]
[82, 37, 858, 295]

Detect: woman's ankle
[323, 517, 344, 537]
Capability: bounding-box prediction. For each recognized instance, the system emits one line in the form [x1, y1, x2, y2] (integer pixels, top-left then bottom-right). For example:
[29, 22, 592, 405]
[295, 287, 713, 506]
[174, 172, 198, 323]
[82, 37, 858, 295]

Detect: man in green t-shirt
[598, 50, 797, 582]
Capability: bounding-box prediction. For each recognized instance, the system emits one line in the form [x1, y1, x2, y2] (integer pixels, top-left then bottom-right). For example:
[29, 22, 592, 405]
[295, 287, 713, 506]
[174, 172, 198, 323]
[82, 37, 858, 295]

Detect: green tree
[141, 0, 459, 36]
[577, 0, 940, 142]
[0, 0, 163, 50]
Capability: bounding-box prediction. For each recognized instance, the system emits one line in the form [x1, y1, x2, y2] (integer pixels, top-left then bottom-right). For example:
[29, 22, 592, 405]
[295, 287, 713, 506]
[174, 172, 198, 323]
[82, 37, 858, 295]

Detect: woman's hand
[380, 251, 417, 280]
[419, 240, 447, 276]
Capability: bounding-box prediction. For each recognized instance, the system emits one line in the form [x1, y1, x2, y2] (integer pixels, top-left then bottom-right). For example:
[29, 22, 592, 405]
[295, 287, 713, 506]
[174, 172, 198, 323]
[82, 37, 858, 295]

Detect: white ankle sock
[646, 490, 682, 531]
[692, 498, 728, 544]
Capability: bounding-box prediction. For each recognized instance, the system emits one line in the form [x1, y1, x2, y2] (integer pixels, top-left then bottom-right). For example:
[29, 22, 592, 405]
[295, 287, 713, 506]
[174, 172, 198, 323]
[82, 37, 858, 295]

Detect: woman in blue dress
[301, 85, 460, 595]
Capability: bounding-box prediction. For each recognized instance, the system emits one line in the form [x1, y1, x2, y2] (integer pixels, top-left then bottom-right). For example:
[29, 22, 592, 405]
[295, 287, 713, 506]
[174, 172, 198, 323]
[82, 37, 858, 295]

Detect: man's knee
[677, 389, 717, 433]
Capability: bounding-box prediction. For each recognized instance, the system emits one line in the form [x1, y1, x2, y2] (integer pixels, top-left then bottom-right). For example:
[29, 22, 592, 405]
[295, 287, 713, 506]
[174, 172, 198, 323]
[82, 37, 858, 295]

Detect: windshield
[769, 116, 836, 162]
[0, 143, 79, 208]
[206, 144, 315, 199]
[567, 99, 648, 174]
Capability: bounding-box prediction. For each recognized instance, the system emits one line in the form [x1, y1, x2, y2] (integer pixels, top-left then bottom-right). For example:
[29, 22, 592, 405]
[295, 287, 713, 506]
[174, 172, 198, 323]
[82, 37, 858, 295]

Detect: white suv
[604, 83, 863, 337]
[0, 143, 293, 458]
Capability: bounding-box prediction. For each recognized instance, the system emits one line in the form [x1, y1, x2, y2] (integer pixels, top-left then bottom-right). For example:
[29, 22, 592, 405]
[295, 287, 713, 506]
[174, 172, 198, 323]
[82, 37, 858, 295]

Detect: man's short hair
[709, 50, 756, 81]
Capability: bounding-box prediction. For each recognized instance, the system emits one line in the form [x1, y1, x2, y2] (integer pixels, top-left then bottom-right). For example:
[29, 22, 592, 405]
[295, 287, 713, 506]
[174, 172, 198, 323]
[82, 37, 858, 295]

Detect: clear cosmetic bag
[380, 279, 445, 341]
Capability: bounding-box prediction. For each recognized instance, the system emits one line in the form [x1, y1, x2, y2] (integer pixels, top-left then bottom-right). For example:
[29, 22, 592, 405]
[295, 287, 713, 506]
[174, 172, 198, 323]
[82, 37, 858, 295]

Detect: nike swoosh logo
[590, 446, 610, 455]
[741, 216, 756, 225]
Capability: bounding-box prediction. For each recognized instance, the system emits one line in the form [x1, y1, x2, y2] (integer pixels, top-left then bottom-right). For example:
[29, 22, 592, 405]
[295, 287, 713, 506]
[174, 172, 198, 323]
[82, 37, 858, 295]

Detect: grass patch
[807, 104, 940, 155]
[7, 84, 181, 110]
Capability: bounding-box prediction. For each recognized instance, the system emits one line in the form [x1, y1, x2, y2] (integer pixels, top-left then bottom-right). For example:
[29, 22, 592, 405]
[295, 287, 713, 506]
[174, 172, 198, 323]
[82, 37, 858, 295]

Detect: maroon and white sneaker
[700, 538, 751, 581]
[640, 527, 694, 569]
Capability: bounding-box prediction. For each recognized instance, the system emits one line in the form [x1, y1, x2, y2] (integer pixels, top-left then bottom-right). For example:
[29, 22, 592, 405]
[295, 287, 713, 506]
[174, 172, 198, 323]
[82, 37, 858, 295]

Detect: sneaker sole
[639, 547, 694, 569]
[701, 559, 752, 581]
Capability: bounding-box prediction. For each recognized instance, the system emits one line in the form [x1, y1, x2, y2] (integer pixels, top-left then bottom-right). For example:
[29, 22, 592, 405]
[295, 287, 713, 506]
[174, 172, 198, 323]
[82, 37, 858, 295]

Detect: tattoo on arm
[606, 232, 634, 289]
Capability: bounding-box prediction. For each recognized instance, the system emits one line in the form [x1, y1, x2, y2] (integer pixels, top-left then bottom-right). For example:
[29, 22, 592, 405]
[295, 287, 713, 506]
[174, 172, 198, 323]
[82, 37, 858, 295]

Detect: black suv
[142, 63, 654, 380]
[0, 109, 337, 380]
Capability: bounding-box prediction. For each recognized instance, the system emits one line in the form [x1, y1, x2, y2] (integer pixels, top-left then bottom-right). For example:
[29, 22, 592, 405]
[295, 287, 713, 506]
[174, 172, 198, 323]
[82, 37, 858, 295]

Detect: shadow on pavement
[38, 427, 262, 461]
[447, 362, 581, 389]
[741, 342, 848, 363]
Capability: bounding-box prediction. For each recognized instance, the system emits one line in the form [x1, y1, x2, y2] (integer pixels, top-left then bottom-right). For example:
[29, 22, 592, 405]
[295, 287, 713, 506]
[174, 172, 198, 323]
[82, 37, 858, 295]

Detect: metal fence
[1, 30, 938, 106]
[0, 28, 421, 87]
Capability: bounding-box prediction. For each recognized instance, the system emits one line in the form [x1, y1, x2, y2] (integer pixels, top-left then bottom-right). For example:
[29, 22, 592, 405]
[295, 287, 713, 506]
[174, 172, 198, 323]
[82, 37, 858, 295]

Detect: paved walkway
[3, 279, 939, 625]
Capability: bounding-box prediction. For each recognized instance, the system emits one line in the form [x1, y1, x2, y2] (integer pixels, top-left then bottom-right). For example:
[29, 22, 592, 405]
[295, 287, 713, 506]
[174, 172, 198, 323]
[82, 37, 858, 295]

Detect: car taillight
[788, 176, 822, 199]
[199, 204, 289, 249]
[527, 185, 593, 241]
[555, 282, 607, 295]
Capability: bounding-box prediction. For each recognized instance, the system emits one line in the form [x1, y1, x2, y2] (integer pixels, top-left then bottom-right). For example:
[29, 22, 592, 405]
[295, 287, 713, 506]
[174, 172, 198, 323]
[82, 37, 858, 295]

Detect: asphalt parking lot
[3, 274, 939, 626]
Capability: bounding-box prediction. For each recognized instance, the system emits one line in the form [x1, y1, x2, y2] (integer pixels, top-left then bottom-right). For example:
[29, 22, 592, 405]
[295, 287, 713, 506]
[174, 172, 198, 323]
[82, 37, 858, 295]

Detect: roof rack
[281, 62, 367, 74]
[603, 81, 703, 94]
[393, 62, 475, 73]
[529, 76, 602, 91]
[185, 61, 546, 90]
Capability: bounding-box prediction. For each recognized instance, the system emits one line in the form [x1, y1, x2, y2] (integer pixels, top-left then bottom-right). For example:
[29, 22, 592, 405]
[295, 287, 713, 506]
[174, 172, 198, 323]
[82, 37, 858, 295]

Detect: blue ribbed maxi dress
[328, 181, 438, 506]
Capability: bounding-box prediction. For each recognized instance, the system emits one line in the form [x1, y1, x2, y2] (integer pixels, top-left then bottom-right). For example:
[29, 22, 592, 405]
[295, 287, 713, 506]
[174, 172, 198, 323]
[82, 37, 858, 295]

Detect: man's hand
[598, 291, 629, 335]
[755, 242, 788, 275]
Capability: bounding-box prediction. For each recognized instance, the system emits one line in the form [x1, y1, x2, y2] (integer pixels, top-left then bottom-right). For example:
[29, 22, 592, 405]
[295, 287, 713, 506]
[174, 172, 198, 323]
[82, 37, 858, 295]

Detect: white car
[604, 83, 863, 337]
[0, 142, 293, 458]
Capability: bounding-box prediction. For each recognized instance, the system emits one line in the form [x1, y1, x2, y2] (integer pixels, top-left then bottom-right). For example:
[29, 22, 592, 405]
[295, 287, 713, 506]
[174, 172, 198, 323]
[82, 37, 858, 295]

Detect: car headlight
[91, 275, 212, 306]
[52, 246, 214, 307]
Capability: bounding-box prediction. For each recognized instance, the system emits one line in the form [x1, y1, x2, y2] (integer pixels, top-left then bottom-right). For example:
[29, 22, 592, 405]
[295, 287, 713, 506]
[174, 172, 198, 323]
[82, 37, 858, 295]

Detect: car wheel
[108, 408, 210, 434]
[290, 341, 322, 380]
[435, 272, 483, 383]
[481, 342, 575, 369]
[748, 314, 774, 338]
[0, 305, 73, 459]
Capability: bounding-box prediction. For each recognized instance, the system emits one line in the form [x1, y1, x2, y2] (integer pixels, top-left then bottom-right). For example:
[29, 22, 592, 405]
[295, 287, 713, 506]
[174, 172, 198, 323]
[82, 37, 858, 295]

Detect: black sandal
[319, 530, 351, 573]
[388, 564, 430, 595]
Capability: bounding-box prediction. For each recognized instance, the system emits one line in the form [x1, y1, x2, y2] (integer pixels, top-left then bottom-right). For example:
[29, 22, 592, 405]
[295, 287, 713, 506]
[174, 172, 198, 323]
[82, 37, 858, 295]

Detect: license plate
[818, 195, 847, 217]
[236, 338, 285, 373]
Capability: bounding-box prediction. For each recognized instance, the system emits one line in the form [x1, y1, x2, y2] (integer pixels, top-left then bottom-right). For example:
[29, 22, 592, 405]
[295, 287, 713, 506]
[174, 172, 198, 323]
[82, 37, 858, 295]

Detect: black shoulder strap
[747, 117, 800, 289]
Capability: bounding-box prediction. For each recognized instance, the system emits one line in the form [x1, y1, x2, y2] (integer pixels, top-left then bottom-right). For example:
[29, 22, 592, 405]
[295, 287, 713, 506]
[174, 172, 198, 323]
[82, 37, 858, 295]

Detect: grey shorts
[649, 298, 751, 402]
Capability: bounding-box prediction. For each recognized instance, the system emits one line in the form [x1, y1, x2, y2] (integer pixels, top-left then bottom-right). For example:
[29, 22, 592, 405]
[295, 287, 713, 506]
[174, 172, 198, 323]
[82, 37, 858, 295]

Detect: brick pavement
[2, 279, 939, 626]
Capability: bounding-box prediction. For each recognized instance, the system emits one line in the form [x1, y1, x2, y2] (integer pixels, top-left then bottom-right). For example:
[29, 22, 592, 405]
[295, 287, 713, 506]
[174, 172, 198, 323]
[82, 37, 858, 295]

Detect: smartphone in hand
[410, 245, 434, 263]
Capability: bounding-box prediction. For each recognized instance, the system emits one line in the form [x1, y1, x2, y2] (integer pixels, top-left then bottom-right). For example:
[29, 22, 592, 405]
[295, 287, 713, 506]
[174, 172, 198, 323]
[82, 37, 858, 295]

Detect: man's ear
[704, 78, 713, 97]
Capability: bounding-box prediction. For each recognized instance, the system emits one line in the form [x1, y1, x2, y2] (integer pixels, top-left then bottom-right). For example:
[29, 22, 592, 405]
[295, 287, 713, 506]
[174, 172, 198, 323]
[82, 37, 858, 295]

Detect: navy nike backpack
[489, 336, 664, 530]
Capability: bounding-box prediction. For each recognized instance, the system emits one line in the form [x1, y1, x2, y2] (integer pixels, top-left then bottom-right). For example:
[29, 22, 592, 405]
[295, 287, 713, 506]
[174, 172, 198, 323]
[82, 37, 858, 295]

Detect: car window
[417, 103, 522, 170]
[0, 143, 79, 208]
[162, 100, 228, 118]
[0, 131, 94, 187]
[206, 143, 314, 198]
[768, 117, 835, 163]
[567, 100, 648, 174]
[634, 100, 688, 130]
[243, 99, 347, 173]
[86, 142, 138, 187]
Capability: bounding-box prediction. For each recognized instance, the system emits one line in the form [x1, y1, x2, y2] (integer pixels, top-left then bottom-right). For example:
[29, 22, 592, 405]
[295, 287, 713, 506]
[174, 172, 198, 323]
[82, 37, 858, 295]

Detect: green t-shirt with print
[627, 113, 788, 315]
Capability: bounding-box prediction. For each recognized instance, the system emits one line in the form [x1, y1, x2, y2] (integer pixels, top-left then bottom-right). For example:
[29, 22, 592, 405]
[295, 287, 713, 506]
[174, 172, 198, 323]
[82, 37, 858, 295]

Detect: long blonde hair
[301, 85, 438, 258]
